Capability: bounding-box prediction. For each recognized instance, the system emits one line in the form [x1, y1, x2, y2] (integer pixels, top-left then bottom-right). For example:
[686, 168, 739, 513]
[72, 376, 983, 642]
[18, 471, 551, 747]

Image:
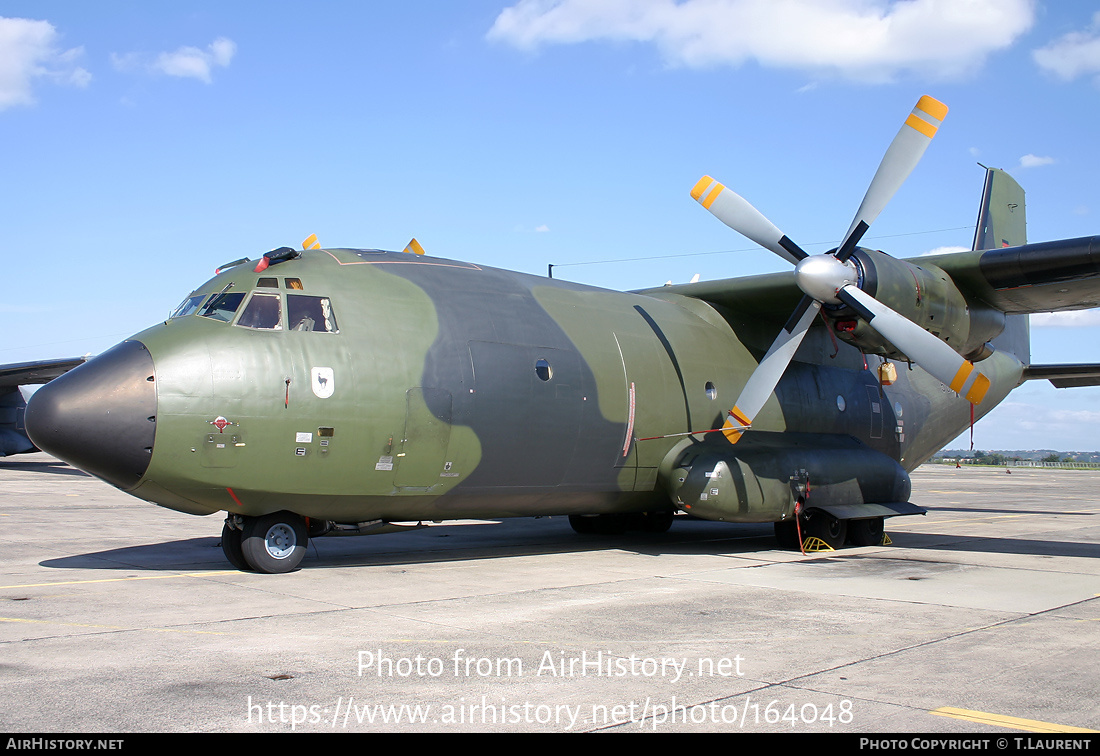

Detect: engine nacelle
[827, 248, 1005, 361]
[661, 432, 912, 523]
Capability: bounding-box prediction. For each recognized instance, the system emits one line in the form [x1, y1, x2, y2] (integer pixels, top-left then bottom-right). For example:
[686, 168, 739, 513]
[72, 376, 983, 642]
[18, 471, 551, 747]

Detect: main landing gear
[221, 511, 308, 573]
[774, 511, 886, 551]
[568, 511, 675, 535]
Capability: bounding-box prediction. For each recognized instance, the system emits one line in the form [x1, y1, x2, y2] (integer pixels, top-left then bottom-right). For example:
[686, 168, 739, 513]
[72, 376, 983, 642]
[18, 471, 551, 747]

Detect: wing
[1, 357, 87, 457]
[0, 357, 88, 388]
[922, 237, 1100, 315]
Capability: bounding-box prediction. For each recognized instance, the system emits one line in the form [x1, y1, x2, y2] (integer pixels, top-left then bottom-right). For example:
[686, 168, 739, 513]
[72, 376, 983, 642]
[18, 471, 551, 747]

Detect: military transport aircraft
[21, 96, 1100, 573]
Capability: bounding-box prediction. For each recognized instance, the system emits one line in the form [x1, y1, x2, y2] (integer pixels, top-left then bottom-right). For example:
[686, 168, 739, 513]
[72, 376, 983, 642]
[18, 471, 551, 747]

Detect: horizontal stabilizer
[1023, 363, 1100, 388]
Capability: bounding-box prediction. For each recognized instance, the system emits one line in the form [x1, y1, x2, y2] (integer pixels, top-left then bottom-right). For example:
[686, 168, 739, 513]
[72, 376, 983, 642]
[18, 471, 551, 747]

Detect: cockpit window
[170, 294, 206, 319]
[285, 278, 304, 290]
[236, 292, 283, 330]
[199, 292, 246, 322]
[257, 277, 278, 288]
[287, 295, 338, 333]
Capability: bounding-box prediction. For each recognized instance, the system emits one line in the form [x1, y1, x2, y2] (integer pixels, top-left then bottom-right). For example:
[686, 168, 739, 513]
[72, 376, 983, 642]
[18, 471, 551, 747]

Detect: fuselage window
[170, 294, 206, 319]
[535, 358, 553, 381]
[236, 292, 283, 330]
[287, 295, 338, 333]
[199, 292, 247, 322]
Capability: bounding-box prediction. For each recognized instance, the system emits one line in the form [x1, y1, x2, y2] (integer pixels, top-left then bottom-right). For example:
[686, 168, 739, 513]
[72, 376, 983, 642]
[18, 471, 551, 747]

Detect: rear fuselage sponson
[130, 249, 1022, 520]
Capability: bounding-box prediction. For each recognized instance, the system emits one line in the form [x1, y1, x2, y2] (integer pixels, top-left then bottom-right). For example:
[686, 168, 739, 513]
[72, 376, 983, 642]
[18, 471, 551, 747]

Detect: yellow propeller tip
[917, 95, 948, 121]
[690, 176, 717, 200]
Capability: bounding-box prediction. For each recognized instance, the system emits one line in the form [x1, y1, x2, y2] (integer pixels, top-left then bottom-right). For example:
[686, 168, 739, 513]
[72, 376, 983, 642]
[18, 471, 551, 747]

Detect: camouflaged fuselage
[107, 247, 1023, 521]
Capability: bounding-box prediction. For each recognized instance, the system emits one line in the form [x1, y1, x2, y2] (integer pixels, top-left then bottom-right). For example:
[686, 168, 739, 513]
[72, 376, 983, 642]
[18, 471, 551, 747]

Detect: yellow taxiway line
[931, 707, 1097, 733]
[0, 571, 239, 591]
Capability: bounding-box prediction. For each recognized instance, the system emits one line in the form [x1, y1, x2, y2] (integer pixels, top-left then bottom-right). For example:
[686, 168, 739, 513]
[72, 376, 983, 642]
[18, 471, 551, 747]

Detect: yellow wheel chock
[800, 537, 835, 553]
[800, 532, 892, 553]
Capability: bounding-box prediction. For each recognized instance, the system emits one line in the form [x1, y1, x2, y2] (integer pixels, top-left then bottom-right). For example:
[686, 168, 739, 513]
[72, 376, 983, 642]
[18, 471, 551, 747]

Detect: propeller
[835, 95, 948, 262]
[694, 96, 991, 444]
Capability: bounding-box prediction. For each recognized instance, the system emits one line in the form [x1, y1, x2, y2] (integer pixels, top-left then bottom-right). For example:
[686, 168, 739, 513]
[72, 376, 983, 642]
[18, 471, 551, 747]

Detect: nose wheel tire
[240, 512, 308, 574]
[220, 521, 250, 571]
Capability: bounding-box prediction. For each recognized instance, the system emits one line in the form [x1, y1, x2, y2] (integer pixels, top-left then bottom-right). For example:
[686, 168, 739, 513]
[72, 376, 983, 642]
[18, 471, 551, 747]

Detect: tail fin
[973, 167, 1029, 363]
[972, 167, 1026, 250]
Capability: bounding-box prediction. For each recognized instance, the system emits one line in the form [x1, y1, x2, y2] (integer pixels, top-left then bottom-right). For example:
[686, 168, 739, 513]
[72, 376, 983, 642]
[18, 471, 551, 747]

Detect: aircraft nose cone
[25, 340, 157, 491]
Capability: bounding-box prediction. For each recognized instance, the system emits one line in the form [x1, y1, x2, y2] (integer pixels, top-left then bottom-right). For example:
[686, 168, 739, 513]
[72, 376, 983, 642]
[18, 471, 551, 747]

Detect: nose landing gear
[220, 511, 308, 573]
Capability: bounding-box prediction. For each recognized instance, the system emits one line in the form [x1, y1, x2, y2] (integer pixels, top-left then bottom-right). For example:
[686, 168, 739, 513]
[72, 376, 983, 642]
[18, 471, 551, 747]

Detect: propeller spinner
[693, 96, 990, 444]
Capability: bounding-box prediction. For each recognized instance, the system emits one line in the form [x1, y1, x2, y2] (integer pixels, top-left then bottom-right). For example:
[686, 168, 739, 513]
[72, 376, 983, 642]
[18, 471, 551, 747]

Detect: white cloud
[155, 38, 235, 83]
[1031, 310, 1100, 327]
[1018, 154, 1054, 168]
[1033, 11, 1100, 82]
[0, 16, 90, 110]
[113, 37, 236, 84]
[487, 0, 1035, 82]
[535, 224, 550, 233]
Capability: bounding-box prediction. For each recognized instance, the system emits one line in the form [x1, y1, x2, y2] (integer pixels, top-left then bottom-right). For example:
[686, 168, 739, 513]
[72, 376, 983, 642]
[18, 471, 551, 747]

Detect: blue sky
[3, 0, 1099, 451]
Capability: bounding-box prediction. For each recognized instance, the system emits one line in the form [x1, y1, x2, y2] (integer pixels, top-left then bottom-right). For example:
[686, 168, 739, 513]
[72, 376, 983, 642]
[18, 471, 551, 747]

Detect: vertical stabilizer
[972, 167, 1026, 250]
[974, 167, 1030, 364]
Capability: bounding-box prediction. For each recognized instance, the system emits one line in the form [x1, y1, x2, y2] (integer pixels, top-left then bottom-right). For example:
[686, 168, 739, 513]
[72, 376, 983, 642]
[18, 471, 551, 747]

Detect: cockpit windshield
[169, 294, 206, 319]
[171, 279, 339, 334]
[199, 292, 247, 322]
[236, 292, 282, 330]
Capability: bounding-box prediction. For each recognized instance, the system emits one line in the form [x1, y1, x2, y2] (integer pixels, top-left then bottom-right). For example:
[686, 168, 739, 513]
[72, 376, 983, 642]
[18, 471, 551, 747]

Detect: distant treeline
[935, 449, 1100, 465]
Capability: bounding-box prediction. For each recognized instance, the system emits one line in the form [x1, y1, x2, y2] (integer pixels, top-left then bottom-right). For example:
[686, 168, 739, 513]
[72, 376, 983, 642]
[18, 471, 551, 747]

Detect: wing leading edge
[1, 357, 87, 457]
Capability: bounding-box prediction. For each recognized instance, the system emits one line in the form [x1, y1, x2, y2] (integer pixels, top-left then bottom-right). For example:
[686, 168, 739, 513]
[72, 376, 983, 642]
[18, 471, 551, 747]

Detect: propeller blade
[721, 296, 821, 443]
[837, 285, 990, 405]
[836, 96, 948, 262]
[691, 176, 808, 265]
[302, 233, 321, 250]
[403, 238, 426, 255]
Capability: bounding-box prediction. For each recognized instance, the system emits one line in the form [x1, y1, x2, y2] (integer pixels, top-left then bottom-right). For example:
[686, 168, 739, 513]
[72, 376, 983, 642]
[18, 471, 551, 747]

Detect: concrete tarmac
[1, 453, 1097, 734]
